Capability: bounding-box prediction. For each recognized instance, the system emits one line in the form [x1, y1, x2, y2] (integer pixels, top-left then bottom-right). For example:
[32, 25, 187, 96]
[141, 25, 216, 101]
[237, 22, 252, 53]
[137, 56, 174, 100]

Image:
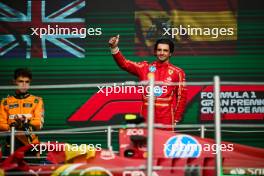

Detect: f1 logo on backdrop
[67, 86, 201, 126]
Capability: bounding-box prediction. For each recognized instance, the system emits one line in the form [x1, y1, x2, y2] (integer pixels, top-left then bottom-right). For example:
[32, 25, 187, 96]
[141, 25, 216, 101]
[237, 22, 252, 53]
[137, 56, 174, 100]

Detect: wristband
[110, 47, 119, 54]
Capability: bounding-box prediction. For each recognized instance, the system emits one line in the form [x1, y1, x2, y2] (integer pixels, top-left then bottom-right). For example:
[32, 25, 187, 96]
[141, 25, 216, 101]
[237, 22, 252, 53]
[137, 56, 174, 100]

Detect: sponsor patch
[168, 69, 174, 75]
[23, 103, 33, 108]
[34, 98, 39, 103]
[149, 66, 156, 73]
[9, 103, 18, 109]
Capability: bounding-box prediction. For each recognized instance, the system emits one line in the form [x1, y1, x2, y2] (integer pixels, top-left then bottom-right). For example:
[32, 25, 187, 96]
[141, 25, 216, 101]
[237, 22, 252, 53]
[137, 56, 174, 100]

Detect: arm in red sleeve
[174, 70, 187, 122]
[112, 49, 146, 76]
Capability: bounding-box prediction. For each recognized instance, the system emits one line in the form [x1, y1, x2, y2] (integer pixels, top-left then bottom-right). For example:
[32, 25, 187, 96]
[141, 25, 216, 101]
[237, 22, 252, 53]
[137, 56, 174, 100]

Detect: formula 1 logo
[163, 134, 201, 158]
[67, 86, 201, 127]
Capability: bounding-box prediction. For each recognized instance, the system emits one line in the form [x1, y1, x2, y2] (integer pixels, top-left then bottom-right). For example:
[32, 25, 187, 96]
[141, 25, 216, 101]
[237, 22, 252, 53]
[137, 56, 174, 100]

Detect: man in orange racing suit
[0, 68, 44, 155]
[109, 35, 187, 129]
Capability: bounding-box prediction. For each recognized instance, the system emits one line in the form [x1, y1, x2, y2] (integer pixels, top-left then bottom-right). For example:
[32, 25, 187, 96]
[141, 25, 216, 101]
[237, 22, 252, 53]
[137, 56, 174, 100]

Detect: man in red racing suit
[109, 35, 187, 128]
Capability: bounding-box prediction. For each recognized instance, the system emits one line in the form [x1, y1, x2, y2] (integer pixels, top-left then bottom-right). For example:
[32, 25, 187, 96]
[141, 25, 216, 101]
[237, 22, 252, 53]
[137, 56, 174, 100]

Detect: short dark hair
[14, 68, 32, 80]
[154, 38, 174, 53]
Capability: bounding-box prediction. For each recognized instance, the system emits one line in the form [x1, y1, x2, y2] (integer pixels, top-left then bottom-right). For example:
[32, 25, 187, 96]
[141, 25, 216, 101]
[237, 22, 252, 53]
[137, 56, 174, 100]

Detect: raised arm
[109, 35, 146, 76]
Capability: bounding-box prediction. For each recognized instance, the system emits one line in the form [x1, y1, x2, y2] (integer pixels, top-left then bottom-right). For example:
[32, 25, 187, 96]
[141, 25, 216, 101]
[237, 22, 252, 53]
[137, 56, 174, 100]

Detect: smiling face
[15, 76, 31, 93]
[155, 43, 171, 62]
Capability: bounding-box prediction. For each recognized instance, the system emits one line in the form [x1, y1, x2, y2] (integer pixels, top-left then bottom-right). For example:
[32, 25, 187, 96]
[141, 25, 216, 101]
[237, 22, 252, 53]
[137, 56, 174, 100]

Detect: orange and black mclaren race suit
[0, 92, 44, 154]
[112, 50, 187, 127]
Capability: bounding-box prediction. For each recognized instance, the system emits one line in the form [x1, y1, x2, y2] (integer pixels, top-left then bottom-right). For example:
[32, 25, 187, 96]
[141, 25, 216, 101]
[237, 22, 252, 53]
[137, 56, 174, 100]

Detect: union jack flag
[0, 0, 85, 59]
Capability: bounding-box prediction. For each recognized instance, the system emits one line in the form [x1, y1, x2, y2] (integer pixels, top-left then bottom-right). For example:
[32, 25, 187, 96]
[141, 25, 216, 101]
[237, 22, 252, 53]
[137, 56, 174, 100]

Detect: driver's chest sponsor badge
[149, 66, 156, 73]
[168, 69, 173, 75]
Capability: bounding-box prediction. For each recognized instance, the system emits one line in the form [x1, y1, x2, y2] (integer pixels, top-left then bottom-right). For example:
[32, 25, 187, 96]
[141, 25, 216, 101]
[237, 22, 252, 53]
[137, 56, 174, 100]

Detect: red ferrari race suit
[112, 50, 187, 126]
